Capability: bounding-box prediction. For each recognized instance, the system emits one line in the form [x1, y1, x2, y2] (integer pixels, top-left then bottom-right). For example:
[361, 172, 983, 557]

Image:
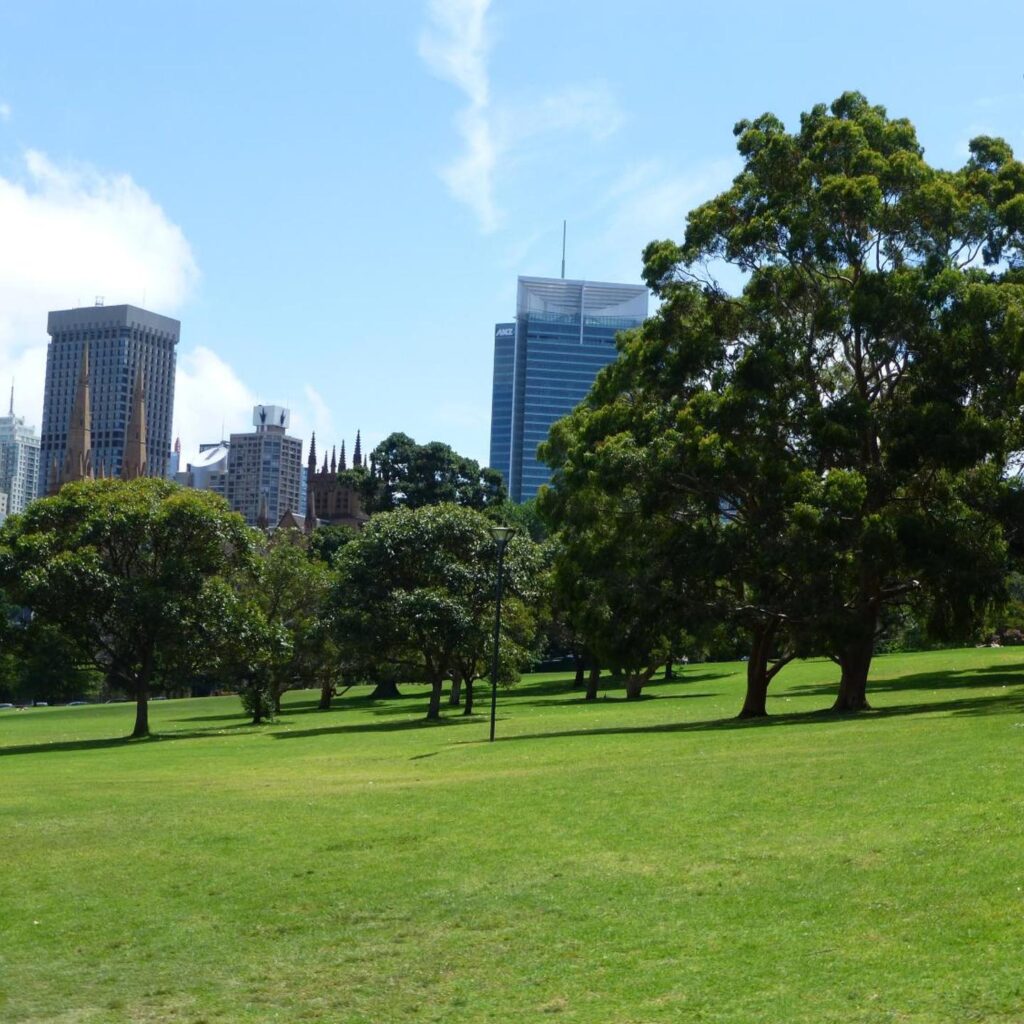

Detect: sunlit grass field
[2, 648, 1023, 1023]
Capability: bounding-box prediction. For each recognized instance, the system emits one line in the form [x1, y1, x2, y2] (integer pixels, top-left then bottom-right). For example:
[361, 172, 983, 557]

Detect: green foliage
[306, 523, 357, 566]
[332, 503, 543, 718]
[357, 431, 506, 512]
[545, 92, 1024, 714]
[248, 531, 338, 713]
[493, 496, 548, 542]
[0, 479, 255, 735]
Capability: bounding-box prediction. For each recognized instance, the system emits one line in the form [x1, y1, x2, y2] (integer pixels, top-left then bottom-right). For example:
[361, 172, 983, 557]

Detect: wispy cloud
[584, 158, 740, 285]
[301, 384, 334, 443]
[0, 102, 11, 123]
[419, 2, 624, 234]
[509, 83, 623, 143]
[419, 0, 499, 232]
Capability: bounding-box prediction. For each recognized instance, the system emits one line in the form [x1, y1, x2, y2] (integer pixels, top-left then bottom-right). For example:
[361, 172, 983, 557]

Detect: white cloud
[0, 149, 199, 431]
[420, 0, 498, 231]
[419, 0, 490, 107]
[419, 2, 624, 234]
[173, 347, 257, 458]
[0, 102, 11, 123]
[173, 369, 346, 467]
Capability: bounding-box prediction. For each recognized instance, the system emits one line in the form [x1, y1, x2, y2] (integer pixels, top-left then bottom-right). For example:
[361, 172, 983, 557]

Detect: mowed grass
[2, 649, 1023, 1024]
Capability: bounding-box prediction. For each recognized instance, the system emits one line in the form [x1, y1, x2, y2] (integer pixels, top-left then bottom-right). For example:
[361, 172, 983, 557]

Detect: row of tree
[0, 476, 543, 737]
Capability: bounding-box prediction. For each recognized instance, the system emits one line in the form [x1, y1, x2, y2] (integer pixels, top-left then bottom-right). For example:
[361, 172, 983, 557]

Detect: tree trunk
[318, 681, 334, 710]
[448, 671, 463, 707]
[462, 677, 475, 716]
[624, 675, 645, 700]
[369, 679, 401, 700]
[664, 656, 674, 680]
[585, 663, 601, 701]
[833, 628, 875, 712]
[425, 678, 443, 720]
[572, 653, 585, 689]
[131, 694, 149, 738]
[738, 622, 775, 719]
[130, 660, 152, 738]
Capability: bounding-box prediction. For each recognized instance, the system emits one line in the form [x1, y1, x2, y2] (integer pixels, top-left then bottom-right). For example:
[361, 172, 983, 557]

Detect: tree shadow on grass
[466, 689, 1024, 746]
[514, 691, 718, 709]
[781, 664, 1024, 699]
[269, 714, 482, 741]
[171, 689, 429, 724]
[0, 722, 262, 757]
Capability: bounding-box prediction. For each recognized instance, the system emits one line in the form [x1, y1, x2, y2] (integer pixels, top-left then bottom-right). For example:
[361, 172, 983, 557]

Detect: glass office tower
[39, 303, 179, 489]
[489, 276, 648, 502]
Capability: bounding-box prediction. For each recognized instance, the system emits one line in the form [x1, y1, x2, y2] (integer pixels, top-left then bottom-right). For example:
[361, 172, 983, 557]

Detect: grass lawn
[1, 648, 1023, 1023]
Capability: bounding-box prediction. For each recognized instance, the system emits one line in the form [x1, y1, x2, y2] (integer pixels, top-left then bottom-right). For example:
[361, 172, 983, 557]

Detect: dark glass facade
[39, 304, 179, 489]
[488, 323, 516, 487]
[489, 278, 648, 502]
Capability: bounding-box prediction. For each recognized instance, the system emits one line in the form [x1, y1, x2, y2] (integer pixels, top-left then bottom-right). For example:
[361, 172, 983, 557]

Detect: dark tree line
[0, 475, 545, 734]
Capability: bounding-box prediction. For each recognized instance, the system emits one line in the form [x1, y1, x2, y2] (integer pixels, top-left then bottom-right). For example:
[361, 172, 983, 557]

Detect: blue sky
[1, 0, 1022, 464]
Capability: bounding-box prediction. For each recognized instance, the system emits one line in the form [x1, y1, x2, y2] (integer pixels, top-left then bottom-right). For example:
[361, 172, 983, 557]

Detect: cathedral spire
[339, 439, 347, 471]
[256, 493, 270, 531]
[305, 486, 317, 535]
[353, 430, 362, 468]
[308, 431, 317, 474]
[121, 365, 148, 481]
[63, 343, 93, 485]
[330, 445, 337, 474]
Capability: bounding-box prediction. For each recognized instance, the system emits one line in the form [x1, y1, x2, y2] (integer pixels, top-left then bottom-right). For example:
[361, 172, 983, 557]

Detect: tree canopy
[542, 92, 1024, 714]
[0, 479, 255, 736]
[331, 503, 543, 719]
[352, 432, 506, 513]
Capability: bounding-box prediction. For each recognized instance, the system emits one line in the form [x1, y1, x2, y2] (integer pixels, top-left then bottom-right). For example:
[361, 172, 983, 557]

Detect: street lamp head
[489, 524, 516, 550]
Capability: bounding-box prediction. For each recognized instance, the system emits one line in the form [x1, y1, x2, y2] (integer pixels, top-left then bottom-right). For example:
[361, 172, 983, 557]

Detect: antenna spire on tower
[561, 220, 566, 279]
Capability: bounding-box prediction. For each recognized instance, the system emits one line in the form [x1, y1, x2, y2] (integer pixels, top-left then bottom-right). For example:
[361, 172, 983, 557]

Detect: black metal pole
[489, 541, 506, 743]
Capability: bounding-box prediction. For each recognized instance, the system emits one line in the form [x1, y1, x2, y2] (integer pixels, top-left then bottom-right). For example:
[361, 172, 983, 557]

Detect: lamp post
[488, 525, 515, 742]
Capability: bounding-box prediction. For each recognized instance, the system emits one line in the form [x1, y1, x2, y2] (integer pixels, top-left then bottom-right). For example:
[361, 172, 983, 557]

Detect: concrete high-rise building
[226, 405, 303, 527]
[38, 303, 179, 491]
[0, 386, 41, 521]
[489, 276, 648, 502]
[177, 441, 230, 498]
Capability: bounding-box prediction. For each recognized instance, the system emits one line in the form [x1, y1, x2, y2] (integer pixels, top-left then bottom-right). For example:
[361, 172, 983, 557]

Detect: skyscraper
[38, 303, 179, 491]
[0, 386, 40, 521]
[226, 405, 303, 527]
[489, 276, 648, 502]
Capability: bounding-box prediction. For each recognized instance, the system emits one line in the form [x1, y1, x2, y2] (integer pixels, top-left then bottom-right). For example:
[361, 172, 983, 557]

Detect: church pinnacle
[57, 343, 93, 491]
[121, 365, 148, 481]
